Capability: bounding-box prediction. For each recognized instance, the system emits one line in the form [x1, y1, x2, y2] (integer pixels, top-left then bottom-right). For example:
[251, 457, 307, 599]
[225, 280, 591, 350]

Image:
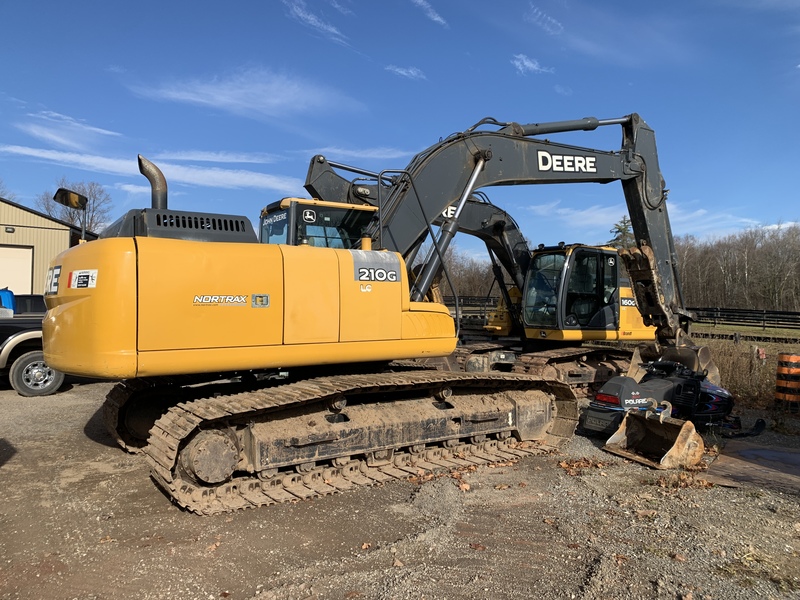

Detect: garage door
[0, 245, 34, 294]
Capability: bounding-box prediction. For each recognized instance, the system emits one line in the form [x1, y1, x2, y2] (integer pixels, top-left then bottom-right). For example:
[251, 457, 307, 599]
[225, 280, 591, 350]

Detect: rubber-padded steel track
[143, 370, 578, 514]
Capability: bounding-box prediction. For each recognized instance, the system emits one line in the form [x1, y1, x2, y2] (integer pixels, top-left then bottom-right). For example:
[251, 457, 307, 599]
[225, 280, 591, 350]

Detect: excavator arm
[305, 113, 692, 348]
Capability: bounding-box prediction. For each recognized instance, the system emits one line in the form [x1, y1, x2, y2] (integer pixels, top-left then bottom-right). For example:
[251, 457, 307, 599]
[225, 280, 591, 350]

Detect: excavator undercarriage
[119, 368, 575, 514]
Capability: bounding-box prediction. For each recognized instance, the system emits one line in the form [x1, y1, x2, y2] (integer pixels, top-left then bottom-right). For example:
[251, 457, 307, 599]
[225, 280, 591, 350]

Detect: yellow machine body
[526, 284, 656, 343]
[43, 238, 456, 379]
[482, 243, 657, 344]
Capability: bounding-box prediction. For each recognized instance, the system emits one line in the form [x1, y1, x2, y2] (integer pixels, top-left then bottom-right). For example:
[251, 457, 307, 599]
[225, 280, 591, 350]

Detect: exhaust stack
[138, 155, 168, 210]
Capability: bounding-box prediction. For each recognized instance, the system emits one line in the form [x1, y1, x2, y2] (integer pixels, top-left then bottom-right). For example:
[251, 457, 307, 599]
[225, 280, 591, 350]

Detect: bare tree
[0, 178, 16, 201]
[676, 224, 800, 312]
[413, 243, 498, 299]
[35, 178, 113, 234]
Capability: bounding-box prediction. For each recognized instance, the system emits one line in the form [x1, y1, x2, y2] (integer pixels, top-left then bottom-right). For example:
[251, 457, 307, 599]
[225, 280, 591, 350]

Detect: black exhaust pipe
[138, 155, 168, 210]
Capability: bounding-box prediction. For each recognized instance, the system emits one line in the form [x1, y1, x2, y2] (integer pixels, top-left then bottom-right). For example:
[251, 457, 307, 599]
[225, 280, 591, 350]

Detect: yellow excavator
[259, 192, 659, 389]
[43, 114, 718, 513]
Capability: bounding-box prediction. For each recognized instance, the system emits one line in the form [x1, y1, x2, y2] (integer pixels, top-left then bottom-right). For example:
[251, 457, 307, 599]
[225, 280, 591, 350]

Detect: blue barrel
[0, 288, 16, 312]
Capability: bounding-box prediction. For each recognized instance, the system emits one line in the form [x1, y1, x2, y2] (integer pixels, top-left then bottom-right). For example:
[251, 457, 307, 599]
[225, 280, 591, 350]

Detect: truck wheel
[9, 351, 65, 397]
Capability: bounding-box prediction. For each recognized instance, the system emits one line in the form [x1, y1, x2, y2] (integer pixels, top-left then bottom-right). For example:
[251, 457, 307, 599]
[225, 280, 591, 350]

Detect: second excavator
[42, 113, 719, 513]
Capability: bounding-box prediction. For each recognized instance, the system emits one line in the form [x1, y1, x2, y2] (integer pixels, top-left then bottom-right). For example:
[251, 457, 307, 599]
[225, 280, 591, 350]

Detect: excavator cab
[260, 198, 377, 249]
[521, 244, 654, 343]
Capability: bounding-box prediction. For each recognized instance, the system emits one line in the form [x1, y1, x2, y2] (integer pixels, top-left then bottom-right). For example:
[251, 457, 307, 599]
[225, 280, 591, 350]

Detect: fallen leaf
[361, 542, 372, 550]
[518, 482, 527, 488]
[469, 543, 486, 551]
[206, 541, 221, 552]
[392, 557, 404, 567]
[459, 482, 471, 492]
[99, 536, 116, 544]
[494, 484, 510, 490]
[671, 553, 687, 562]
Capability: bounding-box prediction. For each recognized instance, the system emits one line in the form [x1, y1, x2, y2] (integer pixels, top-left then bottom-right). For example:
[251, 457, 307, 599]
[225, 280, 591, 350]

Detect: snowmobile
[582, 360, 761, 469]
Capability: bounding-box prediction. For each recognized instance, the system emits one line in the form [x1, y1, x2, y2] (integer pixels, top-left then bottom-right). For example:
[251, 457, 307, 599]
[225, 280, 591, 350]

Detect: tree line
[439, 217, 800, 313]
[675, 226, 800, 312]
[5, 174, 799, 313]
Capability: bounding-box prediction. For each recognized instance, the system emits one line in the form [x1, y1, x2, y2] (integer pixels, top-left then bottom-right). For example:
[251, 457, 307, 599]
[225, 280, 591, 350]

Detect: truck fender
[0, 330, 43, 369]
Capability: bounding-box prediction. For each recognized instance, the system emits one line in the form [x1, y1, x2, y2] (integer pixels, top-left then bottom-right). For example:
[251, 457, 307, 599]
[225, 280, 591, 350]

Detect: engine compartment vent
[100, 208, 258, 243]
[154, 212, 249, 234]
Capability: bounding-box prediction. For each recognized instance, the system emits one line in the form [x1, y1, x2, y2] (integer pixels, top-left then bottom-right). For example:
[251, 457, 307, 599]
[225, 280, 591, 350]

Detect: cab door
[562, 248, 619, 331]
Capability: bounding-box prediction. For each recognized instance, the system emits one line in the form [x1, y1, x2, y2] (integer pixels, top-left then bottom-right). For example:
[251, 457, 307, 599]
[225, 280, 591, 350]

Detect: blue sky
[1, 0, 799, 255]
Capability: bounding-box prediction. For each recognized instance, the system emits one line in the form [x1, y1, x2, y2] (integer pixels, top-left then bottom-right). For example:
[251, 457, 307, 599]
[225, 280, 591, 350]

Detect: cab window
[523, 252, 564, 328]
[298, 207, 373, 249]
[261, 209, 288, 244]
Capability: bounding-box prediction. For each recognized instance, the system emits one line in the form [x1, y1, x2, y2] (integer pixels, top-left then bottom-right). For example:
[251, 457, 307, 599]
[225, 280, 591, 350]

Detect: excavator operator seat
[566, 255, 598, 326]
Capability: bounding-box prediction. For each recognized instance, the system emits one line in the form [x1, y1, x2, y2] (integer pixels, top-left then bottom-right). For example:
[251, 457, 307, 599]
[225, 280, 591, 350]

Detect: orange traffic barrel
[775, 352, 800, 412]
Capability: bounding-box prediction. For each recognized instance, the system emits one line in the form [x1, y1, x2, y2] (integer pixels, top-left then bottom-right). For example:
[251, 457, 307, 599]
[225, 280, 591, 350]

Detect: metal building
[0, 197, 98, 295]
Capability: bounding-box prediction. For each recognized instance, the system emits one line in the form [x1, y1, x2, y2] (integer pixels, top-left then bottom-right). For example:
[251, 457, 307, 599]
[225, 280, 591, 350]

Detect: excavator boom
[306, 114, 698, 353]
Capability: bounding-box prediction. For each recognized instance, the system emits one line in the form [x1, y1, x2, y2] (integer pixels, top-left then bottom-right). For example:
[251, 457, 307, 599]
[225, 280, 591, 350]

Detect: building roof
[0, 196, 100, 239]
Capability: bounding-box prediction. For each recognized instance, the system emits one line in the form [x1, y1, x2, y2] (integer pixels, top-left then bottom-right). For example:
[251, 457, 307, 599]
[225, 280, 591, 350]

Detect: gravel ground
[0, 380, 798, 600]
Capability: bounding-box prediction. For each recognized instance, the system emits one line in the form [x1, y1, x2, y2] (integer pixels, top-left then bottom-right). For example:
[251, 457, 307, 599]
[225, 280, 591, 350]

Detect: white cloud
[385, 65, 427, 80]
[524, 4, 564, 35]
[762, 221, 800, 229]
[160, 163, 303, 194]
[515, 197, 762, 243]
[314, 146, 416, 161]
[525, 199, 623, 230]
[666, 200, 762, 239]
[327, 0, 354, 16]
[153, 150, 282, 164]
[0, 145, 304, 195]
[411, 0, 448, 27]
[283, 0, 348, 44]
[132, 67, 363, 119]
[511, 54, 554, 75]
[115, 183, 151, 195]
[554, 85, 573, 96]
[14, 111, 121, 152]
[554, 7, 694, 68]
[0, 145, 138, 176]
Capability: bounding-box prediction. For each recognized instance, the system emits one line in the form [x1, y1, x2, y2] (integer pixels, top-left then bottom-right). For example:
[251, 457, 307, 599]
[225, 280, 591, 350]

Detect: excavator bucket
[602, 403, 705, 470]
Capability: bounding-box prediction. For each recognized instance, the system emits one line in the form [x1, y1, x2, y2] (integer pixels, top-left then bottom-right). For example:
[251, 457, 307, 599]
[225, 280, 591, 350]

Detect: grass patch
[700, 339, 800, 408]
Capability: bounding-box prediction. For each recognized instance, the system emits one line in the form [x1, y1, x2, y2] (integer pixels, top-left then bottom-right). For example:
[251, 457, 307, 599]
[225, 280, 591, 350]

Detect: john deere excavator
[260, 191, 659, 391]
[43, 113, 718, 513]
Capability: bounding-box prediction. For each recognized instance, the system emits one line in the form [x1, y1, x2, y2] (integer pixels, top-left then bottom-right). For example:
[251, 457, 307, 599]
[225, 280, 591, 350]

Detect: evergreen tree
[607, 215, 635, 249]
